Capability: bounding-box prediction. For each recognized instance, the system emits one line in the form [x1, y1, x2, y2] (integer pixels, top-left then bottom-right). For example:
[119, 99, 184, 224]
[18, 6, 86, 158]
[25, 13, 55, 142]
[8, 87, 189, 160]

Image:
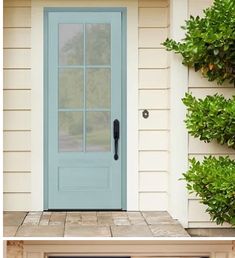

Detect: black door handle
[113, 119, 120, 160]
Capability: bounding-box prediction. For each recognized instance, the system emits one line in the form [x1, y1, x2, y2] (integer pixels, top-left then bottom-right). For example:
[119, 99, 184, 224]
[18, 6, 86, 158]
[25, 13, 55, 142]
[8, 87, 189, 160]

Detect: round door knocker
[142, 109, 149, 119]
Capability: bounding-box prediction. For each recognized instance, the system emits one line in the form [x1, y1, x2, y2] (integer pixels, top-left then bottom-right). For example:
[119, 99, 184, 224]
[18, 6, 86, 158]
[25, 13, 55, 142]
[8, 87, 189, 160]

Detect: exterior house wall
[3, 0, 234, 229]
[138, 0, 170, 210]
[3, 0, 32, 210]
[187, 0, 235, 228]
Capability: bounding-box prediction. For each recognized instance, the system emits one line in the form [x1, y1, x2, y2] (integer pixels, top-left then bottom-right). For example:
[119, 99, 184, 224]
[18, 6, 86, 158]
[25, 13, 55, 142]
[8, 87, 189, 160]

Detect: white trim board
[31, 0, 139, 210]
[23, 240, 234, 258]
[168, 0, 188, 227]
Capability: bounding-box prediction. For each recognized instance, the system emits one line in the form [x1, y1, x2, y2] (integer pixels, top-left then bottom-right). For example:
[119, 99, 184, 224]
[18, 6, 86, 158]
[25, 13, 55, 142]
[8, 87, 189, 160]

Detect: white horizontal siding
[139, 110, 169, 130]
[188, 200, 234, 227]
[189, 69, 232, 88]
[4, 70, 31, 89]
[188, 0, 213, 17]
[188, 200, 211, 221]
[139, 172, 168, 192]
[139, 69, 169, 89]
[139, 89, 169, 109]
[3, 49, 31, 68]
[139, 28, 168, 48]
[3, 131, 31, 151]
[3, 0, 32, 211]
[189, 137, 235, 155]
[139, 8, 168, 27]
[3, 90, 31, 110]
[138, 0, 169, 7]
[3, 7, 31, 27]
[4, 28, 31, 48]
[4, 0, 31, 7]
[138, 0, 169, 211]
[139, 49, 168, 68]
[3, 152, 31, 172]
[4, 193, 31, 211]
[139, 131, 169, 150]
[190, 88, 234, 99]
[4, 111, 31, 130]
[139, 151, 168, 171]
[4, 173, 31, 192]
[139, 192, 168, 210]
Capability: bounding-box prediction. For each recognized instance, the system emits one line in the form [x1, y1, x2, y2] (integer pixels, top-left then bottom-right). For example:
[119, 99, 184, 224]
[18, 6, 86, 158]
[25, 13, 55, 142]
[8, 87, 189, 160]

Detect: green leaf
[213, 49, 219, 55]
[161, 0, 235, 85]
[182, 93, 235, 149]
[182, 156, 235, 226]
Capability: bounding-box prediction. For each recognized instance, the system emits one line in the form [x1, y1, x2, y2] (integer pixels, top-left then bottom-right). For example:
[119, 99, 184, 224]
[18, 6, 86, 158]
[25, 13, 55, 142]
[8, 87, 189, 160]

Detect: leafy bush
[182, 156, 235, 225]
[182, 93, 235, 148]
[163, 0, 235, 85]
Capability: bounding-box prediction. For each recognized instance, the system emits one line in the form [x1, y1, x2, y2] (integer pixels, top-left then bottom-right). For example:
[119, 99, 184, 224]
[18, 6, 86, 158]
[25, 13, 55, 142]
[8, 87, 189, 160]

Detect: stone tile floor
[3, 211, 190, 237]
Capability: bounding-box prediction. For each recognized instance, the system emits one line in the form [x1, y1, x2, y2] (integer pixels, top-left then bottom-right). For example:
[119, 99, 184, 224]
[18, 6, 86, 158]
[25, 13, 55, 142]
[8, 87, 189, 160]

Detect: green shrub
[163, 0, 235, 85]
[182, 93, 235, 149]
[183, 156, 235, 225]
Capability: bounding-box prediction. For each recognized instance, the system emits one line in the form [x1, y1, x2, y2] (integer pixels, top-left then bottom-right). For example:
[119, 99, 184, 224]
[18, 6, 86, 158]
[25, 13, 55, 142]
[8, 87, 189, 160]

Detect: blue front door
[45, 9, 125, 209]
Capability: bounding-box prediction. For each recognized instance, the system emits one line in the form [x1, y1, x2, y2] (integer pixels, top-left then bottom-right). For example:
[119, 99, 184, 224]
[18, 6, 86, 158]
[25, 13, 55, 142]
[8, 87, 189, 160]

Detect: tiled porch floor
[4, 211, 190, 237]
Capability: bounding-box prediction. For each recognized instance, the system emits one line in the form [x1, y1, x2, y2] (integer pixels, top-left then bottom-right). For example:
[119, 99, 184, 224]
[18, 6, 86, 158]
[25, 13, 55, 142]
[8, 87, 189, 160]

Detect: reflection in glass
[59, 68, 84, 108]
[86, 24, 111, 65]
[59, 112, 83, 152]
[86, 112, 110, 151]
[59, 24, 84, 65]
[86, 68, 110, 109]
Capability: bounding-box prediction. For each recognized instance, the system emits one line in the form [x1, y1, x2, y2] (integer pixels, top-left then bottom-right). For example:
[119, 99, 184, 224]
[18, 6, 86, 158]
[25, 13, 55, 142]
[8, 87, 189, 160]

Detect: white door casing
[168, 0, 189, 227]
[23, 240, 234, 258]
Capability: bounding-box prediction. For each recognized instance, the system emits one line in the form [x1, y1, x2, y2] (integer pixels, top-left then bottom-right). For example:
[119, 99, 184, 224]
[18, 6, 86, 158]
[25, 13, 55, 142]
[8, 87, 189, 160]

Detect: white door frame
[23, 240, 234, 258]
[31, 0, 139, 210]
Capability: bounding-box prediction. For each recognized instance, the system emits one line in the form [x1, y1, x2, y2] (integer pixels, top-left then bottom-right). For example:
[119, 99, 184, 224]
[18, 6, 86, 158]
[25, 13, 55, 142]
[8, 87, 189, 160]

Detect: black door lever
[113, 119, 120, 160]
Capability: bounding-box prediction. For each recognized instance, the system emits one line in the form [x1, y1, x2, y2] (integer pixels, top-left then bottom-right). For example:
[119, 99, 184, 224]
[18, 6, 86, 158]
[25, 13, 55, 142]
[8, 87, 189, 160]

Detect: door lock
[113, 119, 120, 160]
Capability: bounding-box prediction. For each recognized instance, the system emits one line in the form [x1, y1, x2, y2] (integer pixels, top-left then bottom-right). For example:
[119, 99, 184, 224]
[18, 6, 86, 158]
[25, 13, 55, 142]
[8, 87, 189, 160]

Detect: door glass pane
[86, 24, 111, 65]
[59, 68, 84, 108]
[59, 112, 83, 152]
[86, 112, 110, 151]
[86, 68, 111, 109]
[59, 24, 84, 65]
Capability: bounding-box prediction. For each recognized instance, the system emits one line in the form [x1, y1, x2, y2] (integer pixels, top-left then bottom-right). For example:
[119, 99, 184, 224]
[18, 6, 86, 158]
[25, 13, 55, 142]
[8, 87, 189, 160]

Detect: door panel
[46, 10, 124, 209]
